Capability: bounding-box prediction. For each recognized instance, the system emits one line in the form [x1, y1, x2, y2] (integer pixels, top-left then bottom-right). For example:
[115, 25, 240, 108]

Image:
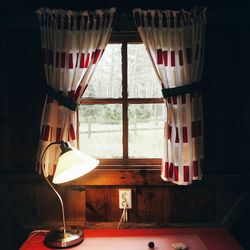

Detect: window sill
[0, 172, 249, 186]
[96, 158, 162, 167]
[97, 164, 161, 170]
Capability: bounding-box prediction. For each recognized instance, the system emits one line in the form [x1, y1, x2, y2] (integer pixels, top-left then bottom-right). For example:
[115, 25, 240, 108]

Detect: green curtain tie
[161, 82, 202, 99]
[46, 85, 79, 111]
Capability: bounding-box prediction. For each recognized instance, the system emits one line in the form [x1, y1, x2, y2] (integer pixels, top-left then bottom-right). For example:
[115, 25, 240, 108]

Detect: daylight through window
[79, 43, 164, 166]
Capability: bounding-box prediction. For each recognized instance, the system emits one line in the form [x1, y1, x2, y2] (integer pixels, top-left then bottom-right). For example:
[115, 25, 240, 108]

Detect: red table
[20, 227, 243, 250]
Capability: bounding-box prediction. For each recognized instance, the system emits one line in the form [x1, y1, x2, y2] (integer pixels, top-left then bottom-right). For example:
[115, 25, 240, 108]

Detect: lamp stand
[41, 141, 83, 248]
[44, 226, 83, 248]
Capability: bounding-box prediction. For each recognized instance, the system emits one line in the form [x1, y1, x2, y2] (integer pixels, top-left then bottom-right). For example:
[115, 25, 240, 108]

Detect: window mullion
[122, 42, 128, 160]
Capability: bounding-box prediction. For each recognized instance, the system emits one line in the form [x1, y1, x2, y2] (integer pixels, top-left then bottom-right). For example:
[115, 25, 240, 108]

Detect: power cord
[26, 230, 49, 243]
[117, 201, 128, 229]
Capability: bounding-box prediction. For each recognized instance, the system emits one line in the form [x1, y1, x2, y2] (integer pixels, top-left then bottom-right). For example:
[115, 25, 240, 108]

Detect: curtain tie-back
[161, 82, 202, 99]
[46, 85, 79, 111]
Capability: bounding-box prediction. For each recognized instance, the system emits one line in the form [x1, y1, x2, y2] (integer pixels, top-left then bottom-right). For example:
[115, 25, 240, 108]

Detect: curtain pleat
[134, 7, 207, 185]
[36, 7, 115, 176]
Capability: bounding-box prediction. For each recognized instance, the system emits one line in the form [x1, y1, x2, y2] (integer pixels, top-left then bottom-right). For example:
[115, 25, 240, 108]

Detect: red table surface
[20, 227, 243, 250]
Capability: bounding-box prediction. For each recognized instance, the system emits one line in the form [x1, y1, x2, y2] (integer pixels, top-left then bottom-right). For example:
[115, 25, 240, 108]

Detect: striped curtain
[134, 7, 207, 185]
[36, 7, 115, 176]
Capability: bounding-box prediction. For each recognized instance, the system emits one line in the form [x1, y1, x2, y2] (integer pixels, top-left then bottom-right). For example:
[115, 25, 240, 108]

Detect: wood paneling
[167, 186, 215, 223]
[35, 184, 87, 224]
[74, 169, 165, 186]
[86, 188, 112, 222]
[0, 201, 27, 250]
[2, 177, 247, 227]
[64, 186, 86, 223]
[136, 187, 162, 223]
[36, 184, 62, 223]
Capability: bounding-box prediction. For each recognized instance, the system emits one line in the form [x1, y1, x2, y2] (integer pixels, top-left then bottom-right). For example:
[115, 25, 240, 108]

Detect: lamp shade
[52, 148, 99, 184]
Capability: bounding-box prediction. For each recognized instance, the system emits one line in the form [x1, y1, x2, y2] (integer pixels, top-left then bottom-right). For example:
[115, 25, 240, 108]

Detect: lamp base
[44, 226, 83, 248]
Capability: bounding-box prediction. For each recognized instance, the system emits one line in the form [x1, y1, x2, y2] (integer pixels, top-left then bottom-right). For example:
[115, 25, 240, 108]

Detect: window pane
[84, 44, 122, 98]
[128, 104, 164, 158]
[128, 44, 161, 98]
[79, 104, 122, 158]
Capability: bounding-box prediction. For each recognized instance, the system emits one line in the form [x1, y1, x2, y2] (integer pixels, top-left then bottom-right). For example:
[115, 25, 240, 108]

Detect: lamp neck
[60, 141, 73, 155]
[41, 141, 67, 234]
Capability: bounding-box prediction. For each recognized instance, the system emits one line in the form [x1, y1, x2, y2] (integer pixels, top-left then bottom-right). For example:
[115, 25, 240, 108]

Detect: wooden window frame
[78, 35, 164, 169]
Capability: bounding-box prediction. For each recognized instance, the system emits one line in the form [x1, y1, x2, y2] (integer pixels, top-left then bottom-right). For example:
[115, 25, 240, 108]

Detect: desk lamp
[41, 141, 99, 248]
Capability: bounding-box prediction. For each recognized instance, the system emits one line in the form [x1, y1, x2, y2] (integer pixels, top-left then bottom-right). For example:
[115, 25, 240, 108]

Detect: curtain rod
[0, 10, 245, 31]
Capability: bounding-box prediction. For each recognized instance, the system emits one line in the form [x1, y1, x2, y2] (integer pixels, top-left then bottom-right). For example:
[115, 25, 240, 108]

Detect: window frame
[78, 34, 164, 169]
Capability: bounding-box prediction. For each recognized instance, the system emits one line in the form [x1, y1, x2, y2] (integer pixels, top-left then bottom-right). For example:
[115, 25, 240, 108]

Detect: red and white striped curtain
[134, 7, 207, 185]
[36, 7, 115, 176]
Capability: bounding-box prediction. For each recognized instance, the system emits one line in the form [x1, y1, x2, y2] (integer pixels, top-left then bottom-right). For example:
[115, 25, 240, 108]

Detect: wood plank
[221, 192, 250, 230]
[0, 197, 27, 250]
[167, 186, 215, 223]
[8, 183, 38, 220]
[86, 188, 112, 222]
[214, 185, 240, 222]
[36, 183, 62, 223]
[109, 188, 120, 222]
[161, 187, 172, 224]
[36, 185, 86, 225]
[136, 187, 162, 223]
[0, 184, 39, 227]
[74, 169, 167, 186]
[63, 186, 86, 223]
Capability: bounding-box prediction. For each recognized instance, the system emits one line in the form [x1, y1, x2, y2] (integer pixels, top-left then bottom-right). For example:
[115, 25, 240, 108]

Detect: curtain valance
[134, 7, 206, 28]
[36, 8, 116, 30]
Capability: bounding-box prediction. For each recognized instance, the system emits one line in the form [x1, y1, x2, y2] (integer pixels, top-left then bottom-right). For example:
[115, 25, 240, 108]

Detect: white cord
[26, 230, 49, 241]
[117, 205, 127, 229]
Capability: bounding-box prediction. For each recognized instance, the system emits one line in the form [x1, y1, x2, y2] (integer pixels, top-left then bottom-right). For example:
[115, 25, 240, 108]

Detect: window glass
[128, 44, 161, 98]
[79, 43, 164, 163]
[128, 104, 164, 158]
[84, 44, 122, 98]
[79, 104, 122, 158]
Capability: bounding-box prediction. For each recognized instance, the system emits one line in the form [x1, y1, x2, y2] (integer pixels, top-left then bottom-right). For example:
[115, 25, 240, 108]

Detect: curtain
[36, 7, 115, 176]
[133, 7, 206, 185]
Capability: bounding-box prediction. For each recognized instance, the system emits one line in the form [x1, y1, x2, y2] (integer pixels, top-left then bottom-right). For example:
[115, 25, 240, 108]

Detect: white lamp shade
[52, 149, 99, 184]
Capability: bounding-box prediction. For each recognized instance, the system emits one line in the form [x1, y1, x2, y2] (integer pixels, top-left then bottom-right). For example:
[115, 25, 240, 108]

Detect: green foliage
[79, 104, 121, 124]
[102, 105, 121, 124]
[129, 104, 151, 122]
[79, 44, 163, 125]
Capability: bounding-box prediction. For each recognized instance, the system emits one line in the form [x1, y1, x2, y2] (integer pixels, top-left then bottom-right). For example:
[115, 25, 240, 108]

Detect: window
[78, 42, 164, 167]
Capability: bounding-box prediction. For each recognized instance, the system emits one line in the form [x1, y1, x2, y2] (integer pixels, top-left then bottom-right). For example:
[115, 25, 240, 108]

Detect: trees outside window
[79, 43, 164, 167]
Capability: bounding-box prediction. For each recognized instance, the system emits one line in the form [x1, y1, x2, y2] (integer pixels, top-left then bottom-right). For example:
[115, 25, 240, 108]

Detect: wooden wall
[1, 173, 250, 249]
[1, 173, 249, 225]
[0, 2, 250, 249]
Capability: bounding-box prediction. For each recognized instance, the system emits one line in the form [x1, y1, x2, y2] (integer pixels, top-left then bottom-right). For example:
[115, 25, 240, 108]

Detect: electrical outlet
[119, 189, 132, 209]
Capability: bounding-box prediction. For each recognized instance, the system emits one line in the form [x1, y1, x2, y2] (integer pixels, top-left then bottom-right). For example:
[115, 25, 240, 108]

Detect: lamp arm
[41, 141, 66, 234]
